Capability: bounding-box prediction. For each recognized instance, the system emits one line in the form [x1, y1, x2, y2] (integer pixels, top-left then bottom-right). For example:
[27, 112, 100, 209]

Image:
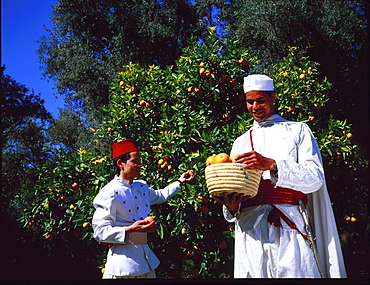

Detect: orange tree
[94, 30, 367, 277]
[16, 29, 368, 278]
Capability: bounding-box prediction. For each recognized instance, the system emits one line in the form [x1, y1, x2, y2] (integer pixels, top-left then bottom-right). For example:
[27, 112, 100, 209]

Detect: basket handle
[250, 130, 255, 151]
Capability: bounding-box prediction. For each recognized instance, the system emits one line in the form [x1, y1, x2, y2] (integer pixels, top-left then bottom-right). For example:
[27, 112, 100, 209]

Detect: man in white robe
[211, 75, 347, 278]
[92, 139, 194, 278]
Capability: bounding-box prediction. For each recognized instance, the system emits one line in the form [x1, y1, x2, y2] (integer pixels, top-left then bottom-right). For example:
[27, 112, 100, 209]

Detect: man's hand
[178, 170, 195, 184]
[210, 192, 251, 211]
[125, 219, 157, 233]
[234, 151, 275, 171]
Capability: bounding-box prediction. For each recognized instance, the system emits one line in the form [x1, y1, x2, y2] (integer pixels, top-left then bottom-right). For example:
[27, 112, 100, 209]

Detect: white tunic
[225, 114, 347, 278]
[92, 176, 181, 276]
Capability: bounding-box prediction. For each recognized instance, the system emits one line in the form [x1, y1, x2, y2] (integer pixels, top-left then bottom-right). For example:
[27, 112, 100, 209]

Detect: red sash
[241, 180, 309, 238]
[241, 180, 307, 208]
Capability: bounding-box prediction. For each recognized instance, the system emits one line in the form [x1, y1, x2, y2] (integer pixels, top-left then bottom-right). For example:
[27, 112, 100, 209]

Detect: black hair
[112, 152, 132, 176]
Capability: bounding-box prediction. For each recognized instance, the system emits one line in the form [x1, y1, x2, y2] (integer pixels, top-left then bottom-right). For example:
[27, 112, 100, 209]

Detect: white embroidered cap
[243, 74, 274, 93]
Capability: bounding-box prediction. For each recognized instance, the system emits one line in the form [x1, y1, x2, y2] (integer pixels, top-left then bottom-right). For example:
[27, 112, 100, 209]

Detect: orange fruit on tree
[206, 155, 216, 166]
[188, 86, 195, 93]
[214, 153, 231, 163]
[72, 182, 79, 190]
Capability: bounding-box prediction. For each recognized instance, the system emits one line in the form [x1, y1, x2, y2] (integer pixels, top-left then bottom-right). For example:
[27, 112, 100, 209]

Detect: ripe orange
[160, 162, 168, 169]
[214, 153, 231, 164]
[83, 222, 89, 228]
[181, 228, 187, 235]
[158, 159, 164, 165]
[206, 155, 216, 166]
[299, 74, 305, 79]
[139, 100, 146, 106]
[145, 216, 155, 223]
[199, 67, 206, 75]
[163, 156, 170, 161]
[351, 217, 357, 222]
[167, 165, 173, 171]
[346, 133, 353, 139]
[72, 182, 79, 190]
[231, 154, 240, 162]
[188, 86, 195, 92]
[119, 80, 125, 87]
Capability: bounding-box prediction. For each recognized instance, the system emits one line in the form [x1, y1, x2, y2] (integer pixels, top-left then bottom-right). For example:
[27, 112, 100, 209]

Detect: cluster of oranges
[345, 216, 357, 222]
[158, 156, 173, 171]
[206, 153, 239, 166]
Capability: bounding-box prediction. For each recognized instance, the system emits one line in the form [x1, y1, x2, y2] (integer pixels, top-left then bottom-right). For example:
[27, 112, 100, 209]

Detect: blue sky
[2, 0, 62, 118]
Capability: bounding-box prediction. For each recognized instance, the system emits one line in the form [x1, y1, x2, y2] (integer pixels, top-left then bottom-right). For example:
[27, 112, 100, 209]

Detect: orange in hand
[145, 216, 155, 223]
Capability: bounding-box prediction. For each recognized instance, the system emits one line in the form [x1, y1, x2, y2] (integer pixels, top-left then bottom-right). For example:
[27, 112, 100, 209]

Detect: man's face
[246, 91, 276, 122]
[122, 151, 142, 179]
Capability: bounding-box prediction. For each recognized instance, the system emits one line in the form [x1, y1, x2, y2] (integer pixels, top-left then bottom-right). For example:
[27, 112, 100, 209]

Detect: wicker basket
[205, 163, 261, 197]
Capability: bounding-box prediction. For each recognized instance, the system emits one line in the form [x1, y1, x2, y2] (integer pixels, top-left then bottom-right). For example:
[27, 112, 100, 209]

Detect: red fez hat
[111, 139, 139, 159]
